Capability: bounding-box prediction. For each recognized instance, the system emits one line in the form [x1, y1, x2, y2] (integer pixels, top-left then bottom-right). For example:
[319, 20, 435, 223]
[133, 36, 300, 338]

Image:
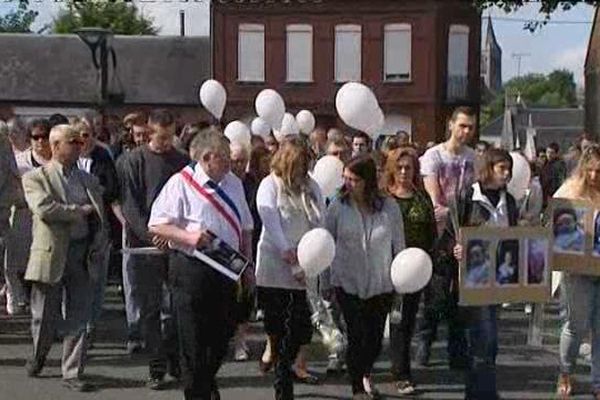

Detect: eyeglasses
[30, 135, 49, 141]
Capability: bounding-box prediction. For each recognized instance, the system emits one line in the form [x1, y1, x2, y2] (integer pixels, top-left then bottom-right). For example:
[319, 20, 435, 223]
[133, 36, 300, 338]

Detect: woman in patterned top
[381, 146, 436, 395]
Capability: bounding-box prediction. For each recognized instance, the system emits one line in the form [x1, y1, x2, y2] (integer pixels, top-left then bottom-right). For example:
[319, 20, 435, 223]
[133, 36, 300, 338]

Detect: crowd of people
[0, 106, 599, 400]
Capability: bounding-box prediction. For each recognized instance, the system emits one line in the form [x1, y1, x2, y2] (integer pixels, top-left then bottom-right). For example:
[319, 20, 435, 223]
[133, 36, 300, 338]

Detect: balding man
[22, 125, 108, 392]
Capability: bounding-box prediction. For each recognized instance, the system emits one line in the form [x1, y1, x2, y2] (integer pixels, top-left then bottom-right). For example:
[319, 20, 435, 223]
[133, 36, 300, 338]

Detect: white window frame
[238, 23, 265, 83]
[383, 23, 412, 82]
[448, 24, 470, 78]
[447, 24, 470, 98]
[334, 24, 362, 82]
[286, 24, 313, 83]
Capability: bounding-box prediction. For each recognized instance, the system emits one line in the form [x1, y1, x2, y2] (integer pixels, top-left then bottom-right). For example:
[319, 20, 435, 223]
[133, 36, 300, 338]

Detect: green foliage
[480, 69, 578, 127]
[0, 0, 37, 33]
[474, 1, 600, 31]
[53, 0, 158, 35]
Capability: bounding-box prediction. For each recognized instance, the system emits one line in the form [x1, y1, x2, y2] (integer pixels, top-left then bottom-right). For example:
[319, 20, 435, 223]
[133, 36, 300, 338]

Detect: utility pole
[512, 52, 531, 78]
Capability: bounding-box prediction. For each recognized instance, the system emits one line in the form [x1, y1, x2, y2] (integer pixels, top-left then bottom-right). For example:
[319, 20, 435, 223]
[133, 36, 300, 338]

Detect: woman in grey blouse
[325, 155, 405, 400]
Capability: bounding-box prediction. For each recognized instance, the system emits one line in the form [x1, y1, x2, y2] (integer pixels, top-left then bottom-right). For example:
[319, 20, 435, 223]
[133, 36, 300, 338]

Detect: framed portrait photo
[459, 226, 551, 306]
[549, 199, 600, 275]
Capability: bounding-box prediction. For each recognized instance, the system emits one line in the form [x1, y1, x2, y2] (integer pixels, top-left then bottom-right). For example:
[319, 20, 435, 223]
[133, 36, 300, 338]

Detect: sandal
[556, 373, 573, 398]
[293, 370, 320, 385]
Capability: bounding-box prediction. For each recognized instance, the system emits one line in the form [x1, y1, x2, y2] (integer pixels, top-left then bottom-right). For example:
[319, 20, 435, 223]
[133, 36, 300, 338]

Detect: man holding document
[148, 126, 254, 400]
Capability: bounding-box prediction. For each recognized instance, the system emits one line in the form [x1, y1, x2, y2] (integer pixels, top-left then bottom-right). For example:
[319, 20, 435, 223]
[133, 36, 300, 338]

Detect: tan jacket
[23, 161, 108, 284]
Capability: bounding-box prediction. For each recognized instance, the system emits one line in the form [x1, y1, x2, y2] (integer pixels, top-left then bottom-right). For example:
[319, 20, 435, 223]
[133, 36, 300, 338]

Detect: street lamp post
[74, 27, 114, 105]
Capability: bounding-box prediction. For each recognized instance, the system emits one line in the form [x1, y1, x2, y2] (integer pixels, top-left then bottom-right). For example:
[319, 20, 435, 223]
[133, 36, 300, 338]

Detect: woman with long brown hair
[324, 155, 405, 400]
[381, 146, 437, 395]
[555, 144, 600, 399]
[255, 136, 325, 400]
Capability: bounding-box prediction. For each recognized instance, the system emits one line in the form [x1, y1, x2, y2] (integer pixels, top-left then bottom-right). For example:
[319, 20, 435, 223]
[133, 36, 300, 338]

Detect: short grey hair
[189, 126, 230, 161]
[49, 124, 75, 146]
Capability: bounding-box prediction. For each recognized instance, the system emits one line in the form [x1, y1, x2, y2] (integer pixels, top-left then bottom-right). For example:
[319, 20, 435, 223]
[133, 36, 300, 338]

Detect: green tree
[475, 1, 600, 31]
[0, 0, 37, 33]
[480, 69, 578, 127]
[53, 0, 158, 35]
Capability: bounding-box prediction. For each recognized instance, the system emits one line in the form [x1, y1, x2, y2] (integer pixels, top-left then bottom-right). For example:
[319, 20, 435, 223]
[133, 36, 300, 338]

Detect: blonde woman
[555, 144, 600, 399]
[255, 137, 325, 400]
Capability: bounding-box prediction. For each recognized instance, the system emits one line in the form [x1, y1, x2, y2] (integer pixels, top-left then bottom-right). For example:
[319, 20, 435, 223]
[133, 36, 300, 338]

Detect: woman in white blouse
[255, 137, 325, 400]
[325, 155, 405, 400]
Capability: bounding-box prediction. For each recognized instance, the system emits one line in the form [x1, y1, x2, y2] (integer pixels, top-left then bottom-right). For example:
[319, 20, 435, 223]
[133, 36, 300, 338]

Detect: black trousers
[336, 288, 392, 394]
[169, 252, 238, 400]
[415, 274, 467, 366]
[389, 290, 422, 381]
[257, 287, 313, 400]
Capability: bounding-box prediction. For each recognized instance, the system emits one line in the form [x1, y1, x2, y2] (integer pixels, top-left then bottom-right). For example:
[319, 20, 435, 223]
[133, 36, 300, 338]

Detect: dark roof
[481, 107, 584, 150]
[0, 34, 210, 106]
[482, 108, 583, 138]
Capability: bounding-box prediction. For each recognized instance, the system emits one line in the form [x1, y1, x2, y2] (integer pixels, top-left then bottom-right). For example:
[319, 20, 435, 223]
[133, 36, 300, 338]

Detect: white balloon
[507, 152, 531, 201]
[365, 108, 385, 137]
[390, 248, 433, 294]
[297, 228, 336, 278]
[296, 110, 316, 134]
[312, 155, 344, 198]
[335, 82, 381, 133]
[273, 113, 300, 142]
[255, 89, 286, 130]
[199, 79, 227, 120]
[224, 120, 251, 149]
[251, 117, 271, 139]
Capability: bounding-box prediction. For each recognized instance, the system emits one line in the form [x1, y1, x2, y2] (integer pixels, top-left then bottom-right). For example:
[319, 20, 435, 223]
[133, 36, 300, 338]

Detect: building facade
[211, 0, 481, 143]
[585, 6, 600, 139]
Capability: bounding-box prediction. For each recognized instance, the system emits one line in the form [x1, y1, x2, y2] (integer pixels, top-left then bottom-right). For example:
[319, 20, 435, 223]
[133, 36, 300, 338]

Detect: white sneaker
[362, 375, 380, 399]
[234, 342, 249, 362]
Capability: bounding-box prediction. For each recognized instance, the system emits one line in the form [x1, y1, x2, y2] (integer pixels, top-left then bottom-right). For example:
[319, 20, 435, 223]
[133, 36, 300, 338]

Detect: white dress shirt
[148, 163, 253, 254]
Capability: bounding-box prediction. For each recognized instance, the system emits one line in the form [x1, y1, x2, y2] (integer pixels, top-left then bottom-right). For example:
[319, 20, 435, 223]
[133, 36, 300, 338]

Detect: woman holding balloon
[255, 137, 325, 400]
[324, 155, 405, 400]
[451, 148, 519, 400]
[381, 147, 437, 395]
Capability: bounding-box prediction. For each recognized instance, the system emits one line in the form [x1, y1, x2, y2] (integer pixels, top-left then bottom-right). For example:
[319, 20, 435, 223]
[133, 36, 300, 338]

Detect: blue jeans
[559, 274, 600, 392]
[463, 305, 498, 400]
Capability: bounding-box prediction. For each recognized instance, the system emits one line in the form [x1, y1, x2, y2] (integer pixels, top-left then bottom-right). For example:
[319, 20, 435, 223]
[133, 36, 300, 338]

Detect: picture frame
[549, 199, 600, 275]
[459, 226, 552, 306]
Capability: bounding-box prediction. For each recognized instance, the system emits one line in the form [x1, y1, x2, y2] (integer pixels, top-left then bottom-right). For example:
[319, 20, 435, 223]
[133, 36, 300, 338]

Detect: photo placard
[549, 199, 600, 275]
[459, 226, 552, 306]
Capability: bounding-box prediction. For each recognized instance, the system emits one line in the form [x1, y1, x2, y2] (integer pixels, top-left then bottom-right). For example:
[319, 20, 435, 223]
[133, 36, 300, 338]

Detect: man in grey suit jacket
[22, 124, 108, 392]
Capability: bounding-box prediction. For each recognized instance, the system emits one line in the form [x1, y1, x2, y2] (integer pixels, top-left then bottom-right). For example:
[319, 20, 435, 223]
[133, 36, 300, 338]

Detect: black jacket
[435, 183, 519, 277]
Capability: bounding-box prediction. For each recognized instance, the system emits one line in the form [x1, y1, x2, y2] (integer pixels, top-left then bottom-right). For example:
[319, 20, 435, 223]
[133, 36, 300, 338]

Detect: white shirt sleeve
[256, 175, 292, 252]
[309, 178, 326, 226]
[148, 175, 184, 227]
[420, 147, 439, 177]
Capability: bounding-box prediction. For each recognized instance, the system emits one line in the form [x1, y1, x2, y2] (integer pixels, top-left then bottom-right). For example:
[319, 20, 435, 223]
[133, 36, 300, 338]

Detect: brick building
[212, 0, 481, 143]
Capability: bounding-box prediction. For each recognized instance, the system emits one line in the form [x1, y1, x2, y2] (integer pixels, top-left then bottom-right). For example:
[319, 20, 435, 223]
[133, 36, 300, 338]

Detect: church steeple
[481, 15, 502, 93]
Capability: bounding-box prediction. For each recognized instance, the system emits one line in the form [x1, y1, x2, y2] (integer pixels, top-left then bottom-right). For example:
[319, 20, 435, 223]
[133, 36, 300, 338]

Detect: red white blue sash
[179, 164, 242, 244]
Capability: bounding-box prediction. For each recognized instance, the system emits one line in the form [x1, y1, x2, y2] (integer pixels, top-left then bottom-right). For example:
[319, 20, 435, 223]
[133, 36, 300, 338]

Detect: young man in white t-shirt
[415, 106, 477, 369]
